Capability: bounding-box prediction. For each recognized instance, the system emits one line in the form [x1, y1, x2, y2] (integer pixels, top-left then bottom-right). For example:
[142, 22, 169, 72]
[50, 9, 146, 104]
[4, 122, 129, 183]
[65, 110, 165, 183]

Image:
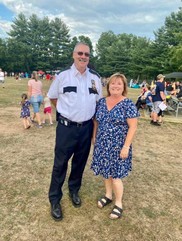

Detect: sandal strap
[113, 205, 123, 213]
[110, 205, 123, 218]
[98, 196, 112, 207]
[111, 210, 122, 218]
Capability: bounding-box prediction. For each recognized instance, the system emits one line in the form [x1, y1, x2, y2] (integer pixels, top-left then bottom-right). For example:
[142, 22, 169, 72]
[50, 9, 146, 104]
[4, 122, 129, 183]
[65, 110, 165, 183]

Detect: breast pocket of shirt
[63, 86, 77, 93]
[89, 88, 98, 95]
[63, 86, 77, 104]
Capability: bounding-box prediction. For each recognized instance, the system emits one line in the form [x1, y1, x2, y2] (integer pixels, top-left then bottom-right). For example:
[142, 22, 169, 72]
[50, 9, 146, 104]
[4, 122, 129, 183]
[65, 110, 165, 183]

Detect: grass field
[0, 78, 182, 241]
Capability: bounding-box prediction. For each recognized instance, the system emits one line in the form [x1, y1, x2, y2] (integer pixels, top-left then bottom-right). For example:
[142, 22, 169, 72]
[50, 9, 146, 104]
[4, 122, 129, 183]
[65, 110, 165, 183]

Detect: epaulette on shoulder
[56, 71, 61, 75]
[89, 68, 100, 78]
[57, 66, 71, 75]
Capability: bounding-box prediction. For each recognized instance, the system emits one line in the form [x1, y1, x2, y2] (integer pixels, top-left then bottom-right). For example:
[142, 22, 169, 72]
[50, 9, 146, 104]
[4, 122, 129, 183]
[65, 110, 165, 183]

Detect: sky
[0, 0, 181, 47]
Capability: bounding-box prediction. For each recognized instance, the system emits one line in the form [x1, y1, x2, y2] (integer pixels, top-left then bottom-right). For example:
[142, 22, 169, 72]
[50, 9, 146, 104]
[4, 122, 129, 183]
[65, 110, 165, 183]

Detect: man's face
[73, 44, 90, 73]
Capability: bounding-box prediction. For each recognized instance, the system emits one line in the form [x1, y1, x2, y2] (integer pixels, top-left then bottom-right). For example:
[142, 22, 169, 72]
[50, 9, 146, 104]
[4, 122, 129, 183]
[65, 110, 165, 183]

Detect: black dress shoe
[69, 193, 81, 207]
[51, 203, 63, 221]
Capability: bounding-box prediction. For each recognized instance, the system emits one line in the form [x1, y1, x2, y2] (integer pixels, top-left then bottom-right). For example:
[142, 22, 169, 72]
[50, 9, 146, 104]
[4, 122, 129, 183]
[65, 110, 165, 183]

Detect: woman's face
[109, 77, 124, 96]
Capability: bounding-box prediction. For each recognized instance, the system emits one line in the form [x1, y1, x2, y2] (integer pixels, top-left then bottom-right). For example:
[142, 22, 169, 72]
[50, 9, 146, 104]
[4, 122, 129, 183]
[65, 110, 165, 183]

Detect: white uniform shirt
[48, 64, 102, 122]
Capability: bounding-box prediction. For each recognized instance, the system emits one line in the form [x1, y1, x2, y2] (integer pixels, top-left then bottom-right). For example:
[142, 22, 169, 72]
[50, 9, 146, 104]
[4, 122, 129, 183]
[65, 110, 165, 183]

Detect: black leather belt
[59, 115, 92, 127]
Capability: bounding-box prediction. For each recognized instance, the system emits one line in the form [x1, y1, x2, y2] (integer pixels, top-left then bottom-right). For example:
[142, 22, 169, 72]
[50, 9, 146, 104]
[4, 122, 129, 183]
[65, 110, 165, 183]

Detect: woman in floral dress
[91, 73, 139, 219]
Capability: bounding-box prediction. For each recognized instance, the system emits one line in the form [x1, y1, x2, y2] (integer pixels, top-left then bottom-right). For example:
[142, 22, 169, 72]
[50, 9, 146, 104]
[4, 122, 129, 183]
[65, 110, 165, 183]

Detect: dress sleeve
[94, 97, 102, 115]
[125, 99, 140, 119]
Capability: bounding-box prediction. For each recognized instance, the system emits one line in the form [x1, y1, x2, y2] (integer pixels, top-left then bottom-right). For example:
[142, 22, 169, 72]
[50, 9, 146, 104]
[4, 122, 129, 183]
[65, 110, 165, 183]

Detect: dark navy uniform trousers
[49, 119, 93, 205]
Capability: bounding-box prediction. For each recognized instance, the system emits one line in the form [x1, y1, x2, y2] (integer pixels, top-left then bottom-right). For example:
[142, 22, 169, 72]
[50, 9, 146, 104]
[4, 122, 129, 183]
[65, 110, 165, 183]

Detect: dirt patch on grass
[0, 107, 23, 135]
[0, 107, 182, 241]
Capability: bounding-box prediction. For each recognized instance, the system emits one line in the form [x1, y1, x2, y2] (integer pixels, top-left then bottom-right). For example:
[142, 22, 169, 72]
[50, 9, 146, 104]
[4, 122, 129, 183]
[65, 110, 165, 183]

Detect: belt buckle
[76, 122, 83, 127]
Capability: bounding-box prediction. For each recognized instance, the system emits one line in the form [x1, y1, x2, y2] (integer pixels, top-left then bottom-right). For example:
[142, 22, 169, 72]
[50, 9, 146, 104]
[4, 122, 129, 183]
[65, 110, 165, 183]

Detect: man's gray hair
[73, 42, 90, 52]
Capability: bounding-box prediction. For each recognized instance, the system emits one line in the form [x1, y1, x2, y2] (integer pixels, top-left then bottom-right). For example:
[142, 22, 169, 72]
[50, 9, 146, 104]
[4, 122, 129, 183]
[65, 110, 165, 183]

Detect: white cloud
[0, 0, 181, 44]
[0, 20, 12, 37]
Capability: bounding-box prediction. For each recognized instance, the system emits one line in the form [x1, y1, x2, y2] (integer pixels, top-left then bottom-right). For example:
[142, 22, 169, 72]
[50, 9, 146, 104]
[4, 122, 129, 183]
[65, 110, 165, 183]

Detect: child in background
[42, 92, 53, 125]
[20, 93, 31, 129]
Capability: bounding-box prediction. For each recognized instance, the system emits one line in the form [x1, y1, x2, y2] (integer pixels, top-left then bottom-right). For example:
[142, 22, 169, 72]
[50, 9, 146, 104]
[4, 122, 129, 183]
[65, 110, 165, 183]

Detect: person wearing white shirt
[48, 42, 102, 221]
[0, 68, 5, 88]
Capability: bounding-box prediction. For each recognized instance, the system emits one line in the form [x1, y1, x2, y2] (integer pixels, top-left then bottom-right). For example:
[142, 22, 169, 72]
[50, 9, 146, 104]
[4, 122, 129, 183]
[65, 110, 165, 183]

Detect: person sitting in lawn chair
[177, 88, 182, 99]
[135, 84, 152, 111]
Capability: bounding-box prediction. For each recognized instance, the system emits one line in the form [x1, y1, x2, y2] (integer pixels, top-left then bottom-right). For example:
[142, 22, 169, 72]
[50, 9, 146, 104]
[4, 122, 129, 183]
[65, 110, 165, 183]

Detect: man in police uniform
[48, 42, 102, 220]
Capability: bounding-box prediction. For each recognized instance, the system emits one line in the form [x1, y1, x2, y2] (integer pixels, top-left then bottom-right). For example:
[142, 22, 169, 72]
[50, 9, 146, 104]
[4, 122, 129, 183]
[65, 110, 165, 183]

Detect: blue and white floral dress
[20, 100, 31, 118]
[91, 97, 139, 179]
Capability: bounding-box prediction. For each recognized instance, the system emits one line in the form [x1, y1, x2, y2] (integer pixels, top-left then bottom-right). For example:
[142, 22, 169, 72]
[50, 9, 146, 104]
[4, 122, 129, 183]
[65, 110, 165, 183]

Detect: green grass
[0, 77, 52, 107]
[0, 77, 182, 241]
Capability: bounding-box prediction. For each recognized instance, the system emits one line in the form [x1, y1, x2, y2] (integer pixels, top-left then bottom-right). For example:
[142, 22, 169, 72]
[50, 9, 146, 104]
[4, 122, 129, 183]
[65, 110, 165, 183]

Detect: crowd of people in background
[1, 66, 182, 129]
[133, 75, 182, 126]
[4, 71, 56, 81]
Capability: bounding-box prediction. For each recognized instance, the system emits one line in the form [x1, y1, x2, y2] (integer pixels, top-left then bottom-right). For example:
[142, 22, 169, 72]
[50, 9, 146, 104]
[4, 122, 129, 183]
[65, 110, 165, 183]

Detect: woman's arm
[92, 118, 98, 145]
[28, 85, 32, 99]
[120, 118, 138, 159]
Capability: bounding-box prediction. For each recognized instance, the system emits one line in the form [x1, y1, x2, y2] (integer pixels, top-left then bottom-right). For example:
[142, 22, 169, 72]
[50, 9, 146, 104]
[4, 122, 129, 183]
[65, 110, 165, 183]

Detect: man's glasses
[76, 51, 90, 57]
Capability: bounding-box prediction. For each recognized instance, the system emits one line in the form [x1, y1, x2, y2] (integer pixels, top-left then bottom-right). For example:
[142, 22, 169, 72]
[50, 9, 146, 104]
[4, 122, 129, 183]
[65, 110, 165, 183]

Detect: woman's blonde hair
[106, 73, 128, 96]
[32, 71, 38, 81]
[145, 83, 151, 90]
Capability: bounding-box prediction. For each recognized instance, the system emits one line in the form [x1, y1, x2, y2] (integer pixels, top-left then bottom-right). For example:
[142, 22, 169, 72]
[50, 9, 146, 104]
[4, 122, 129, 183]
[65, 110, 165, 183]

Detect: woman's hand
[120, 146, 129, 160]
[91, 136, 96, 145]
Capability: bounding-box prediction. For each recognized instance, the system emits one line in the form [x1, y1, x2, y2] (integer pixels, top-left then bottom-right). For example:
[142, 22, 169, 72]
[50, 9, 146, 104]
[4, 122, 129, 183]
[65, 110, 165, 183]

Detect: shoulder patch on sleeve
[89, 68, 100, 78]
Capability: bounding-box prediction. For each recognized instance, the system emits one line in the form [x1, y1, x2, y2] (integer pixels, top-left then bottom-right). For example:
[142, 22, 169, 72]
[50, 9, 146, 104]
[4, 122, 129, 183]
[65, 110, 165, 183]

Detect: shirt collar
[71, 64, 88, 77]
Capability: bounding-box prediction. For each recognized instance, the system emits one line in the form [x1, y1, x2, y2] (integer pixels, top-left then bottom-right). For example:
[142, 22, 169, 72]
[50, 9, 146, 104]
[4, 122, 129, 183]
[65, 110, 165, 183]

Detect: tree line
[0, 7, 181, 80]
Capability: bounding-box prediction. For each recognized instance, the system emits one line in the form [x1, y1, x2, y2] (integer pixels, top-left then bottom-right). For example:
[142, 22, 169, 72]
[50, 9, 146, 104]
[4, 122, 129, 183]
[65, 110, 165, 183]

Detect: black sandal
[109, 205, 123, 219]
[97, 196, 112, 208]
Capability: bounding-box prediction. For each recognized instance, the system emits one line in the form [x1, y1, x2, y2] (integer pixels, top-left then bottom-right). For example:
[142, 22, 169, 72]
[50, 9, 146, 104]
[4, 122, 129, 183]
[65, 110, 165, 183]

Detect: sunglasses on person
[76, 51, 90, 57]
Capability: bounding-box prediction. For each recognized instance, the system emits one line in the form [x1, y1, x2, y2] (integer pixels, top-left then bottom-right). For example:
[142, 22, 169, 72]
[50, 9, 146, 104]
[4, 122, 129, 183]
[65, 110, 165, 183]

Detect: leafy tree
[6, 39, 29, 72]
[2, 6, 182, 77]
[8, 13, 32, 72]
[0, 38, 7, 71]
[7, 13, 71, 72]
[153, 8, 182, 74]
[129, 36, 151, 80]
[102, 34, 132, 77]
[50, 17, 71, 70]
[169, 33, 182, 70]
[95, 32, 152, 79]
[95, 31, 117, 76]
